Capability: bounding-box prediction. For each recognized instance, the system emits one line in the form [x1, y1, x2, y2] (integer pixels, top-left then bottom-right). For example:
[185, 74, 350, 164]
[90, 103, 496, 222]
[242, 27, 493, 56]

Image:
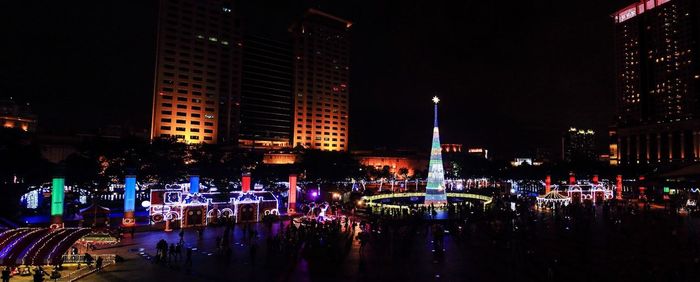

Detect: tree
[398, 167, 409, 180]
[299, 150, 361, 182]
[140, 137, 187, 183]
[0, 128, 53, 185]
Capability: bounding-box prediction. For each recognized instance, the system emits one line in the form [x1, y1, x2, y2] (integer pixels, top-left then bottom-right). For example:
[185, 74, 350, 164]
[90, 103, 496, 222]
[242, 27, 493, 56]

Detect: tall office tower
[612, 0, 700, 165]
[562, 127, 596, 163]
[151, 0, 241, 144]
[238, 35, 293, 150]
[289, 9, 352, 151]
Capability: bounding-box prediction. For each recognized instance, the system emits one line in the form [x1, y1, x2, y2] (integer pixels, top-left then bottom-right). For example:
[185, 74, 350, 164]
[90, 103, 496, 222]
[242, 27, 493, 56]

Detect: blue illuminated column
[122, 174, 136, 226]
[190, 175, 200, 194]
[424, 96, 448, 205]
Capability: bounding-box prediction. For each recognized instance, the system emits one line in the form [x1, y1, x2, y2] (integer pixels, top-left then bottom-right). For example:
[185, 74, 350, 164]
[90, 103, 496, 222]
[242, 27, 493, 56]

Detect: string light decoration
[0, 229, 21, 251]
[21, 228, 66, 265]
[0, 229, 45, 262]
[425, 96, 448, 205]
[45, 228, 90, 265]
[536, 189, 572, 207]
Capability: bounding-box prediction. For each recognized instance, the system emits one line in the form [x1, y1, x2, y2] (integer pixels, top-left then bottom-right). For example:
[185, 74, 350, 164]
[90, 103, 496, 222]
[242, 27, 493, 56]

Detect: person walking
[32, 267, 44, 282]
[175, 243, 182, 261]
[84, 253, 94, 269]
[169, 244, 176, 262]
[184, 248, 192, 269]
[95, 257, 103, 272]
[2, 267, 10, 282]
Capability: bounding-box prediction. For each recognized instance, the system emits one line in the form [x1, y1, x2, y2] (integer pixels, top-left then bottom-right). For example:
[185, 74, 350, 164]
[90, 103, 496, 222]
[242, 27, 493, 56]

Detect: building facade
[441, 144, 463, 153]
[290, 9, 351, 151]
[151, 0, 242, 144]
[562, 127, 596, 162]
[1, 98, 37, 132]
[612, 0, 700, 165]
[352, 150, 428, 179]
[239, 35, 293, 150]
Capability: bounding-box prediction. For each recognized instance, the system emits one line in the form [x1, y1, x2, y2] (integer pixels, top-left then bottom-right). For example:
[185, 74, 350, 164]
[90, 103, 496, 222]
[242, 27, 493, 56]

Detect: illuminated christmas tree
[425, 96, 447, 205]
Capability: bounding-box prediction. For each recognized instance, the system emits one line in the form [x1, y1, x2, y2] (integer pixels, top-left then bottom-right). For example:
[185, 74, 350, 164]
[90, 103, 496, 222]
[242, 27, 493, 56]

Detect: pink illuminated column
[616, 175, 623, 199]
[545, 175, 551, 194]
[242, 173, 251, 193]
[288, 174, 297, 214]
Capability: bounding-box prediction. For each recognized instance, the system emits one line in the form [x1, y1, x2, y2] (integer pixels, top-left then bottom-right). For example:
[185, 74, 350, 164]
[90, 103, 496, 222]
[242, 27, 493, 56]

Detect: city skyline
[1, 1, 636, 157]
[4, 2, 700, 280]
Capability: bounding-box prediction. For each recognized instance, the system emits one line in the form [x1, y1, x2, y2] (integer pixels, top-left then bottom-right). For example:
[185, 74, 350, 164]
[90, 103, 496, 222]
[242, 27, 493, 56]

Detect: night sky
[0, 1, 635, 159]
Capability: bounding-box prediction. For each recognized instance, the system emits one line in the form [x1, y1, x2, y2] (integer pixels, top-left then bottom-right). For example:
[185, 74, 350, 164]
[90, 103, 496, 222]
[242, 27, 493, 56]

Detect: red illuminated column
[616, 175, 623, 200]
[592, 175, 599, 185]
[545, 175, 551, 194]
[569, 173, 576, 185]
[288, 174, 297, 214]
[242, 173, 251, 193]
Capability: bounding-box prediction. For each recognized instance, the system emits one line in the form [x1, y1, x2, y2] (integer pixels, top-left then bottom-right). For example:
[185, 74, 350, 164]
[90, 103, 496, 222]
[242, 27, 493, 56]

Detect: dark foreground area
[85, 202, 700, 282]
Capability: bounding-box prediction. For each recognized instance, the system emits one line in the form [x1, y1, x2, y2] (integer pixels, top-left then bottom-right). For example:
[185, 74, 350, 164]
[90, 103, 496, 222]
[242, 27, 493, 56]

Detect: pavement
[41, 207, 700, 282]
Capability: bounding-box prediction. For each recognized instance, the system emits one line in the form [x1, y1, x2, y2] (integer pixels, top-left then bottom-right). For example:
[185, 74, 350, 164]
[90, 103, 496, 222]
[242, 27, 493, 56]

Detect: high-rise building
[238, 35, 293, 150]
[289, 9, 352, 151]
[562, 127, 596, 162]
[150, 0, 242, 144]
[612, 0, 700, 165]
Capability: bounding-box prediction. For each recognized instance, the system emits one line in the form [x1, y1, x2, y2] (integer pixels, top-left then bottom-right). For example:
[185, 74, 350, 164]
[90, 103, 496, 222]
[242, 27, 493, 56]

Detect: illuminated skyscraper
[562, 127, 596, 162]
[612, 0, 700, 165]
[238, 35, 293, 150]
[425, 97, 447, 205]
[290, 9, 351, 151]
[151, 0, 242, 144]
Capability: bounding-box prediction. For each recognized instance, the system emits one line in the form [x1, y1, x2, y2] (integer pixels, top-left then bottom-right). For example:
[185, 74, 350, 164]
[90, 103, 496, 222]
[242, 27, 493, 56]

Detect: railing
[64, 254, 116, 281]
[60, 254, 116, 264]
[67, 261, 114, 281]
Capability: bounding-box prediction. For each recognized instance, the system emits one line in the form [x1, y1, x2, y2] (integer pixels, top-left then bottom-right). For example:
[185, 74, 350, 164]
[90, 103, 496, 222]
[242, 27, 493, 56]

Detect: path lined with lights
[19, 228, 65, 265]
[0, 229, 25, 254]
[0, 228, 47, 265]
[0, 228, 91, 266]
[45, 228, 91, 265]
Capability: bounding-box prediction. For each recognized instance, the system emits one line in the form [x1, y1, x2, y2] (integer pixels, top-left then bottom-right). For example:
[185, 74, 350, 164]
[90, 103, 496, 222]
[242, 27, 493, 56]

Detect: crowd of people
[131, 190, 700, 281]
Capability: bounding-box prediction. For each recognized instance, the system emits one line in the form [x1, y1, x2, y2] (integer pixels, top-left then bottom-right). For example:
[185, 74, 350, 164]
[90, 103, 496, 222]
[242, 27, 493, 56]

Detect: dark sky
[0, 0, 634, 159]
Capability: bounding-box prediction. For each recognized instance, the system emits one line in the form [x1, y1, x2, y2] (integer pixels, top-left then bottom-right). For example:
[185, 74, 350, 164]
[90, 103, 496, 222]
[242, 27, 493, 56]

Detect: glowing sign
[645, 0, 655, 9]
[124, 175, 136, 212]
[468, 148, 483, 153]
[51, 177, 64, 216]
[616, 0, 673, 23]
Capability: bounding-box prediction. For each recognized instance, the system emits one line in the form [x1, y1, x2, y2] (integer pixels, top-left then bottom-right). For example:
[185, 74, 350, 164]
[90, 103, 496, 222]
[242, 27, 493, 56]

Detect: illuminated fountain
[360, 97, 493, 216]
